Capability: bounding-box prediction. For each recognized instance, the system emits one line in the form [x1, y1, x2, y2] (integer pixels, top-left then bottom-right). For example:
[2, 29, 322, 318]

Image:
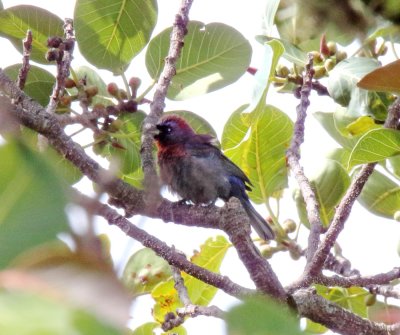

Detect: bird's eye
[166, 126, 172, 133]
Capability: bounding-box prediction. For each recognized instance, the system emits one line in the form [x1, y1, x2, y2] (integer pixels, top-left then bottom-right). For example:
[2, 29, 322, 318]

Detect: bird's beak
[151, 125, 162, 140]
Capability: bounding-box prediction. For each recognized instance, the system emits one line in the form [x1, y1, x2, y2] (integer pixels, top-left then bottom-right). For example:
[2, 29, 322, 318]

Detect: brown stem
[47, 18, 75, 113]
[287, 53, 323, 262]
[17, 30, 32, 90]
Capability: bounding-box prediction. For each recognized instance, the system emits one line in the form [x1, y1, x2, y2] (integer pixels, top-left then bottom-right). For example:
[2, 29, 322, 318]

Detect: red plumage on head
[159, 115, 193, 132]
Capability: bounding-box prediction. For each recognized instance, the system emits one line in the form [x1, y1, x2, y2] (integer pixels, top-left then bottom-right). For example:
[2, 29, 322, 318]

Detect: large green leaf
[0, 141, 68, 268]
[221, 104, 249, 150]
[348, 128, 400, 168]
[0, 291, 122, 335]
[327, 57, 379, 116]
[75, 0, 157, 74]
[294, 159, 350, 227]
[226, 297, 304, 335]
[183, 235, 229, 306]
[358, 169, 400, 219]
[4, 64, 55, 106]
[224, 105, 293, 202]
[122, 248, 172, 296]
[0, 5, 64, 64]
[146, 21, 252, 100]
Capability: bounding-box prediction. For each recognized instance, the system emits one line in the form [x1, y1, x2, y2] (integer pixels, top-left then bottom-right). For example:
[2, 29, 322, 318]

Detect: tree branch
[292, 288, 391, 335]
[73, 190, 254, 300]
[221, 199, 286, 300]
[316, 267, 400, 288]
[140, 0, 193, 202]
[287, 53, 323, 262]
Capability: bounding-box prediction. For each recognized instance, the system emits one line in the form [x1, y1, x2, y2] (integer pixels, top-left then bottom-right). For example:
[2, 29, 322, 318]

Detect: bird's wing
[186, 137, 252, 189]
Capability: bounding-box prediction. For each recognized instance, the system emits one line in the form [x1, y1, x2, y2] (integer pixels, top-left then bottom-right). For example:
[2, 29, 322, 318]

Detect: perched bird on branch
[153, 115, 274, 240]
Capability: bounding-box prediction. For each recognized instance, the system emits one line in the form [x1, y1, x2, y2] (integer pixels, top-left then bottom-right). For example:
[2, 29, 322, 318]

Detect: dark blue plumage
[154, 115, 274, 240]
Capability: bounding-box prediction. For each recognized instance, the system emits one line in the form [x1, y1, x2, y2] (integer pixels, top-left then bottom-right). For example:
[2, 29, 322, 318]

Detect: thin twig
[162, 264, 225, 331]
[47, 18, 75, 113]
[287, 53, 323, 262]
[17, 30, 32, 90]
[172, 260, 192, 306]
[140, 0, 193, 205]
[316, 267, 400, 288]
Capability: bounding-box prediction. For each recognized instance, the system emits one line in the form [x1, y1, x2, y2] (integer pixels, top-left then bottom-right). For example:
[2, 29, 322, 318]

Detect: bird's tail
[240, 198, 275, 240]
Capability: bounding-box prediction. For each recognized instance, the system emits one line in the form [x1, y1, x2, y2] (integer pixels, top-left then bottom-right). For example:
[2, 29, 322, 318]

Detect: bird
[153, 115, 275, 240]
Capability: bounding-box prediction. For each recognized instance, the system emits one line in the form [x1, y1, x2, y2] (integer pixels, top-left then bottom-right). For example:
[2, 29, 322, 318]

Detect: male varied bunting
[153, 115, 275, 240]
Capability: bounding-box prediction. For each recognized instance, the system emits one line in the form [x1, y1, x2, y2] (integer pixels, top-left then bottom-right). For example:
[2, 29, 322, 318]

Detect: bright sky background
[1, 1, 400, 334]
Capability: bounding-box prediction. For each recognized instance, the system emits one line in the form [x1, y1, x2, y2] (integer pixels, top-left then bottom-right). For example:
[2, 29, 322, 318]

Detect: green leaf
[315, 285, 368, 318]
[183, 236, 229, 306]
[358, 169, 400, 219]
[0, 141, 68, 268]
[221, 104, 249, 150]
[295, 159, 350, 227]
[327, 57, 379, 116]
[255, 36, 307, 67]
[122, 248, 172, 296]
[224, 105, 293, 202]
[122, 167, 144, 189]
[348, 128, 400, 168]
[304, 319, 328, 334]
[0, 5, 64, 64]
[367, 25, 400, 43]
[0, 291, 122, 335]
[358, 59, 400, 93]
[3, 64, 55, 106]
[146, 21, 252, 100]
[346, 116, 379, 136]
[44, 146, 83, 185]
[75, 0, 157, 74]
[226, 297, 304, 335]
[388, 155, 400, 179]
[248, 40, 284, 113]
[151, 280, 182, 323]
[165, 110, 218, 140]
[325, 148, 351, 168]
[70, 65, 113, 106]
[131, 322, 158, 335]
[100, 111, 146, 174]
[259, 0, 280, 36]
[151, 236, 229, 324]
[313, 111, 360, 149]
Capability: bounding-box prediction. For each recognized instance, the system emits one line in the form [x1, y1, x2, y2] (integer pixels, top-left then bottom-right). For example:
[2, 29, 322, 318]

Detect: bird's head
[154, 115, 195, 146]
